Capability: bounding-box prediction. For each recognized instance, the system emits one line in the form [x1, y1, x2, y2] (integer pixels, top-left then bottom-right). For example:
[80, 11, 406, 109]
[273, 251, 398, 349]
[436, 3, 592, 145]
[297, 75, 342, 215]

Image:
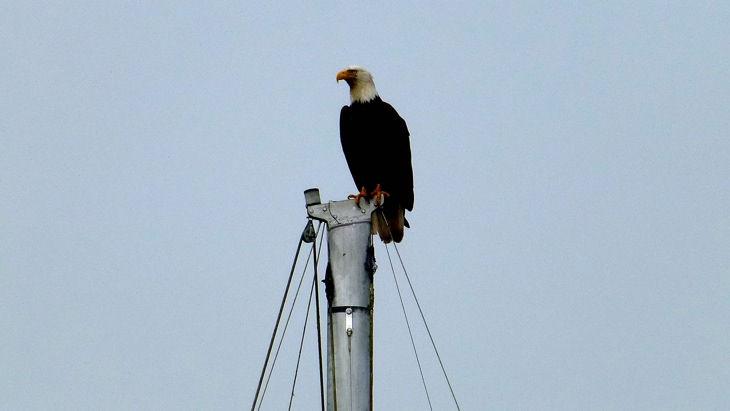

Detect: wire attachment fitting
[345, 307, 353, 336]
[301, 220, 317, 243]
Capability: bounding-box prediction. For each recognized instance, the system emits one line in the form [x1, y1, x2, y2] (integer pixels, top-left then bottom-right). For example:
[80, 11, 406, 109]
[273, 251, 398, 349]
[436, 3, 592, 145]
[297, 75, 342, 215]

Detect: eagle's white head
[336, 66, 378, 103]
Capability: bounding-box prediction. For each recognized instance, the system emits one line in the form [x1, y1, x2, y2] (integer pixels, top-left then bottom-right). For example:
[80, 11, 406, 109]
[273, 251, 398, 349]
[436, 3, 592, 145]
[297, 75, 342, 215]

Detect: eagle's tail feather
[389, 207, 406, 243]
[372, 207, 407, 243]
[371, 210, 392, 243]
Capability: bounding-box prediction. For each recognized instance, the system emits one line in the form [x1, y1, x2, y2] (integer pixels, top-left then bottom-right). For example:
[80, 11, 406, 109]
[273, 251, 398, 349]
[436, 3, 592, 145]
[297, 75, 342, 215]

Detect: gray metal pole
[305, 189, 377, 411]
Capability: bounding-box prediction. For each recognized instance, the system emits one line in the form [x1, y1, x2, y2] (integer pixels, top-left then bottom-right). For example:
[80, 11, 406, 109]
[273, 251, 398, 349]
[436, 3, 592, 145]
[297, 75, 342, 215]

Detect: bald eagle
[337, 66, 413, 243]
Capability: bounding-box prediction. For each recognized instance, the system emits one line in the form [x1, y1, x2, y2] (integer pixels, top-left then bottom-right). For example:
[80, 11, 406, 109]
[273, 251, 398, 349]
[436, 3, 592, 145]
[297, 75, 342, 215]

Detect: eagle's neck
[350, 81, 378, 104]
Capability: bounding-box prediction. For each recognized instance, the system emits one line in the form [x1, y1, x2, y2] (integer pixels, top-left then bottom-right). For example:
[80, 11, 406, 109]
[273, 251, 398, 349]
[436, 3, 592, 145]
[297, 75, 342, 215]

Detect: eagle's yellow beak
[336, 69, 355, 82]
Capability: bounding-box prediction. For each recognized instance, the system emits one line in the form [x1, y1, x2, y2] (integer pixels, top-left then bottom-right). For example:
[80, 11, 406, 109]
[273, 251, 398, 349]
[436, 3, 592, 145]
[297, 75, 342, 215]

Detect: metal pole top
[304, 188, 377, 229]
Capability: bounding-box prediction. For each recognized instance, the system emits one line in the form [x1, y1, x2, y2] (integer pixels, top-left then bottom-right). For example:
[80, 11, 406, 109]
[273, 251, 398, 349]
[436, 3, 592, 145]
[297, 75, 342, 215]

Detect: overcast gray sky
[2, 1, 728, 410]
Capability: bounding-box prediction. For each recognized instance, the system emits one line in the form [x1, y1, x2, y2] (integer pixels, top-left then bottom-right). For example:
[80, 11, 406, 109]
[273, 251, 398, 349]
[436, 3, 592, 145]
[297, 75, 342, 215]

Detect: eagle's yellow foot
[371, 184, 390, 206]
[348, 186, 369, 206]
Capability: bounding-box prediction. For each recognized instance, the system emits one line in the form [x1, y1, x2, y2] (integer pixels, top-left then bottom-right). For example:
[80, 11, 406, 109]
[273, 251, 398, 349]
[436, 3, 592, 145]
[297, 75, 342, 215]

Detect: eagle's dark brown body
[339, 96, 413, 243]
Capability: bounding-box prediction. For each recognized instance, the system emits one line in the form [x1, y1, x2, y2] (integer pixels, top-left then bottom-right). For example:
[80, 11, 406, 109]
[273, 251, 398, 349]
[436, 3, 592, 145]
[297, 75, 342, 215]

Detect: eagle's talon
[348, 186, 369, 206]
[371, 184, 390, 207]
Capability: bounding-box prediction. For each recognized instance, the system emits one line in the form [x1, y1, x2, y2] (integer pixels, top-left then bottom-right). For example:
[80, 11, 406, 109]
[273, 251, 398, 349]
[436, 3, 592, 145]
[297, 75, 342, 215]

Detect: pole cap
[304, 188, 321, 206]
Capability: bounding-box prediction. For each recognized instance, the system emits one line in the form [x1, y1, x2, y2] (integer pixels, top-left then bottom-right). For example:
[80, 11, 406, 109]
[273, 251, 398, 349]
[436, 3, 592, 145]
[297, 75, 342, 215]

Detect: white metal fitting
[345, 307, 353, 336]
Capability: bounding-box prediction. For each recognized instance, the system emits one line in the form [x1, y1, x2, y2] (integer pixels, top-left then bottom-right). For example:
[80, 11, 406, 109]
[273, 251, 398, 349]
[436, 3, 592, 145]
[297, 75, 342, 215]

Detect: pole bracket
[304, 188, 377, 229]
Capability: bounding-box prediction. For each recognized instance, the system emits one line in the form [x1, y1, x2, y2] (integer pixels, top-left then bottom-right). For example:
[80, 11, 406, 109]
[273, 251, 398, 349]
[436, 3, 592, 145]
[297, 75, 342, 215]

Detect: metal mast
[305, 188, 377, 411]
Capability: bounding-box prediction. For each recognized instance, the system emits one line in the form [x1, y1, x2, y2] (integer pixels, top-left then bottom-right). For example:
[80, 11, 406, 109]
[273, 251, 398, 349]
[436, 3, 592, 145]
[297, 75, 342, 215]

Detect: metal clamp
[305, 190, 377, 229]
[345, 307, 353, 336]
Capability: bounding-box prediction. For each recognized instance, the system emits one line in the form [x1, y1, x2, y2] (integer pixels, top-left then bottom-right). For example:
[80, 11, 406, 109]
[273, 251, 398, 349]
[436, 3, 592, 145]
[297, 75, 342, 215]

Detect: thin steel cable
[328, 304, 338, 411]
[374, 209, 461, 409]
[385, 244, 433, 410]
[257, 224, 323, 409]
[392, 242, 461, 411]
[288, 270, 316, 410]
[257, 257, 310, 409]
[251, 230, 307, 411]
[312, 229, 326, 411]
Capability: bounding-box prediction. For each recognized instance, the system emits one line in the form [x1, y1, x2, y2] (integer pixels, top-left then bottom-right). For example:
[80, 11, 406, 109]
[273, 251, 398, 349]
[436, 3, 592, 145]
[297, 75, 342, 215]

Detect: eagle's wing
[340, 105, 367, 190]
[381, 102, 414, 211]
